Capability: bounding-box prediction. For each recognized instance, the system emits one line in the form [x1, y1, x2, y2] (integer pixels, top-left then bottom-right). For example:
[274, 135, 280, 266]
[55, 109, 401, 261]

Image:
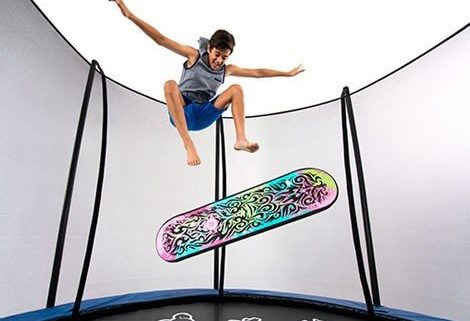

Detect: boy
[111, 0, 304, 166]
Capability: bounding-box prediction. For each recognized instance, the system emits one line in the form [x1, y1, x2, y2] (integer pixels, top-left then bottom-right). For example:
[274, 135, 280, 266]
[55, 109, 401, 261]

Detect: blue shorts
[169, 95, 228, 131]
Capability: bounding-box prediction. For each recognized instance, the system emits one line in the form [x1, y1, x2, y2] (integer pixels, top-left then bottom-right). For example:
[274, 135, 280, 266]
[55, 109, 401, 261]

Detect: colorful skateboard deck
[156, 168, 338, 262]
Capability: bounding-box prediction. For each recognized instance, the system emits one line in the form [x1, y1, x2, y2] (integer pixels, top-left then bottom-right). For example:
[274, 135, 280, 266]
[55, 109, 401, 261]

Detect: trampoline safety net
[1, 1, 469, 320]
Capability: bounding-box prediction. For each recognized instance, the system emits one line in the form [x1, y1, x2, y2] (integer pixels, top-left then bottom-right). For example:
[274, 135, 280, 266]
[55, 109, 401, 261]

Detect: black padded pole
[220, 118, 227, 199]
[341, 87, 374, 315]
[344, 87, 381, 306]
[218, 117, 227, 296]
[47, 61, 97, 308]
[72, 61, 109, 316]
[213, 119, 221, 290]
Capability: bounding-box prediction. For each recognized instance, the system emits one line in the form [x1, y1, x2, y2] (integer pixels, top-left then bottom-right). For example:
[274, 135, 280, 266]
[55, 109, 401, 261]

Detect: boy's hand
[110, 0, 131, 18]
[287, 64, 305, 77]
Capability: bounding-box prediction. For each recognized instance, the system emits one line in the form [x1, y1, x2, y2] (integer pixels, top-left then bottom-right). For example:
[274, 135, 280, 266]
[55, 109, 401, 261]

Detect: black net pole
[47, 61, 97, 308]
[344, 87, 381, 306]
[72, 61, 109, 316]
[213, 119, 221, 290]
[341, 87, 375, 316]
[218, 117, 227, 297]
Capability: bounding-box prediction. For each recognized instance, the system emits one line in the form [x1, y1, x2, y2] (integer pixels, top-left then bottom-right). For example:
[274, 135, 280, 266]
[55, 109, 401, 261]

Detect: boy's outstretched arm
[226, 64, 305, 78]
[110, 0, 198, 60]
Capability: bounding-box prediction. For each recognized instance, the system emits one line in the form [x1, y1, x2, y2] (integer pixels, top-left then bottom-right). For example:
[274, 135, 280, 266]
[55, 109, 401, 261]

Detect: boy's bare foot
[234, 139, 259, 153]
[185, 144, 201, 166]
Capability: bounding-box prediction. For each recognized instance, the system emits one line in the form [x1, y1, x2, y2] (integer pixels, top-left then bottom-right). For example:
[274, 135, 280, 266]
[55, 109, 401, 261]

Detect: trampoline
[1, 1, 469, 321]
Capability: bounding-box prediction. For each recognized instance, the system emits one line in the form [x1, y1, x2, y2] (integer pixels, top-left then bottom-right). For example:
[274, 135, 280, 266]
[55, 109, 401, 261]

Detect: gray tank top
[178, 37, 225, 103]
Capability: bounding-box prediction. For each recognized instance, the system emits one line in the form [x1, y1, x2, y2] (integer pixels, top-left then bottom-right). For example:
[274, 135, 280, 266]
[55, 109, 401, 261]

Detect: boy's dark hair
[209, 29, 235, 53]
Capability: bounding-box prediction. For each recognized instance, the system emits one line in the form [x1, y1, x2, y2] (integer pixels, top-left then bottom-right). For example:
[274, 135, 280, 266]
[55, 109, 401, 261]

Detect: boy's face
[207, 46, 231, 70]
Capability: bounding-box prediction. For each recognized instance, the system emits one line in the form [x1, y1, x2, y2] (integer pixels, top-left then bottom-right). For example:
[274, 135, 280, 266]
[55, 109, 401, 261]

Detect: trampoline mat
[87, 301, 366, 321]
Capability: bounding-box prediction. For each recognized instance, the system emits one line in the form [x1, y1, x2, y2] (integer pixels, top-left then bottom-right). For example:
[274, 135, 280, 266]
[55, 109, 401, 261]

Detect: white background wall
[34, 0, 470, 114]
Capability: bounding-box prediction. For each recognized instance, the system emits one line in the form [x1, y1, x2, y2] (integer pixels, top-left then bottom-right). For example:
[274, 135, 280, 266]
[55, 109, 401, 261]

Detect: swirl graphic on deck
[156, 168, 338, 262]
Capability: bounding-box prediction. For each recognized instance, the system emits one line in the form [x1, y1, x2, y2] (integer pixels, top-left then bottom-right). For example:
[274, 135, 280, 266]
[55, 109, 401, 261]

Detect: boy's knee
[230, 84, 243, 96]
[164, 80, 178, 94]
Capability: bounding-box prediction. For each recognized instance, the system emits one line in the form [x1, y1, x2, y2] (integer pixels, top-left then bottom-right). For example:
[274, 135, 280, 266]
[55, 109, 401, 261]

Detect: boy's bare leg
[214, 84, 259, 153]
[164, 80, 201, 166]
